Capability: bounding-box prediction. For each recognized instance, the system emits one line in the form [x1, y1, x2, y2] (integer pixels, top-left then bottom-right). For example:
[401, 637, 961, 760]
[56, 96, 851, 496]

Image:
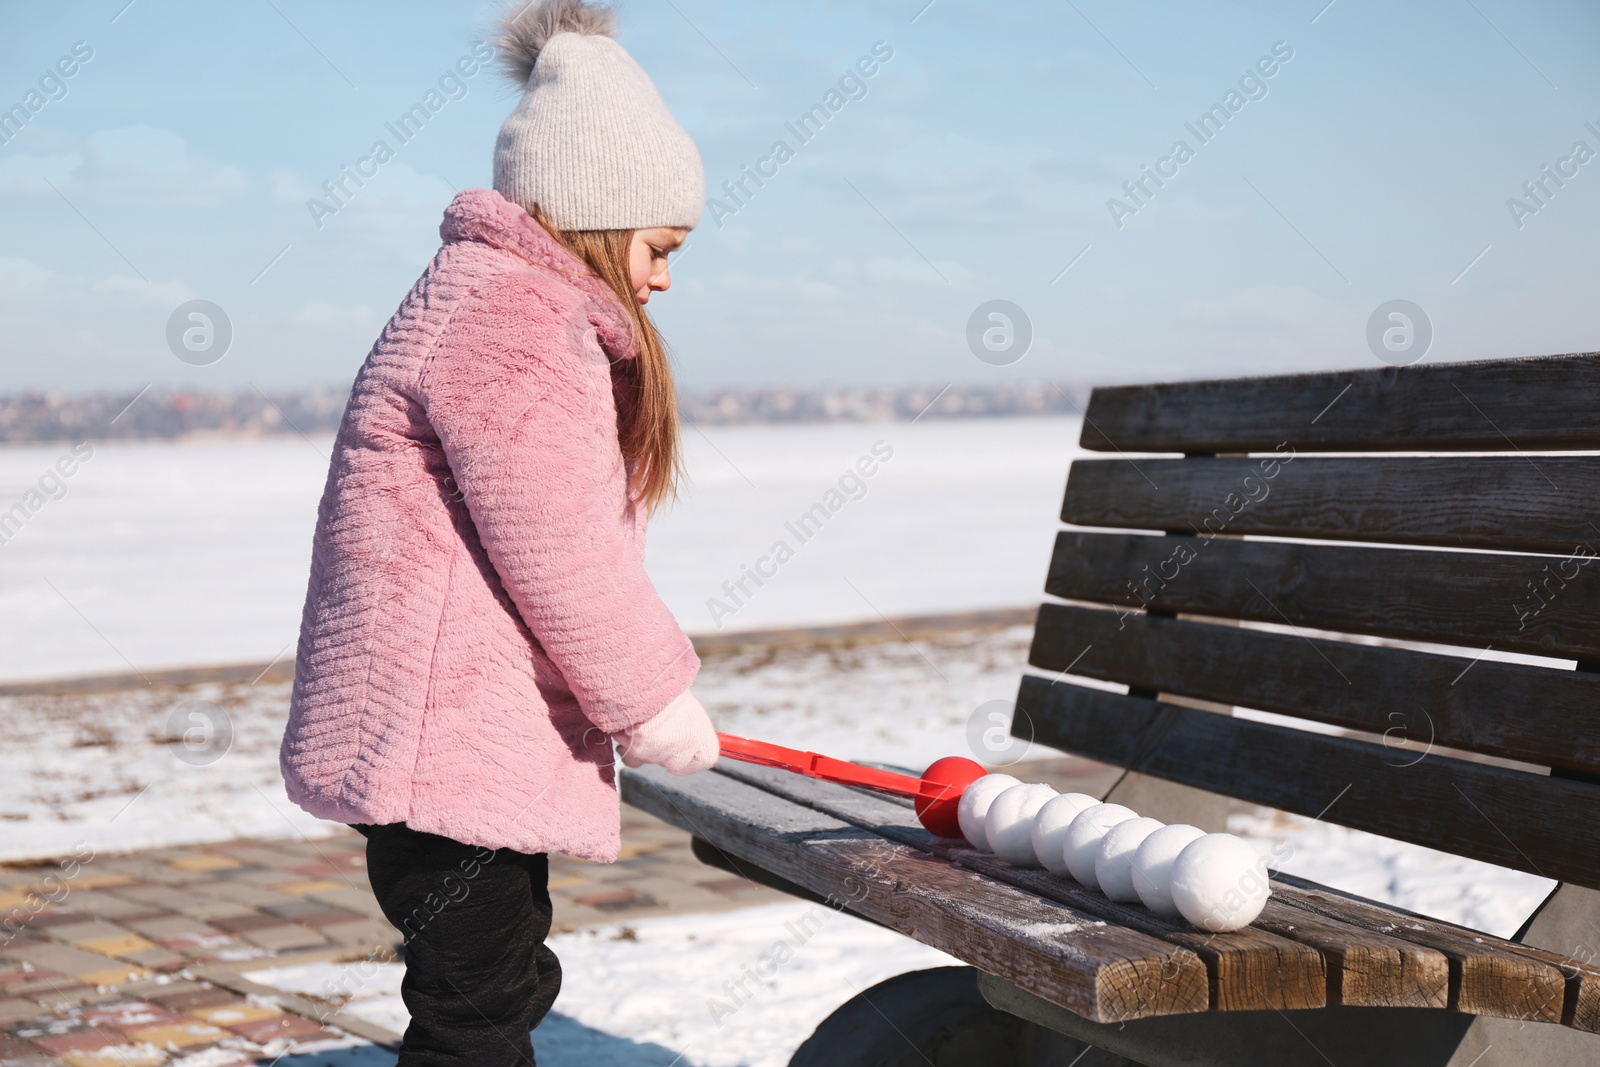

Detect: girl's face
[629, 227, 690, 305]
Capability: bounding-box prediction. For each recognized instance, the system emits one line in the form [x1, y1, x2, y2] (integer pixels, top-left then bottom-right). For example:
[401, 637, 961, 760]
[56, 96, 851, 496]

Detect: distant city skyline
[0, 380, 1094, 443]
[3, 0, 1597, 396]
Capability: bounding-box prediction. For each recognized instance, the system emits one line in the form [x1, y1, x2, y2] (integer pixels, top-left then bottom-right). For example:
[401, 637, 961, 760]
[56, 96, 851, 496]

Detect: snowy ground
[0, 418, 1086, 681]
[0, 674, 330, 859]
[249, 903, 961, 1067]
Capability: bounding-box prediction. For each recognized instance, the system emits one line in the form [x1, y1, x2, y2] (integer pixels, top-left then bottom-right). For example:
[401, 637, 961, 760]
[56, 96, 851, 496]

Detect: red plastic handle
[716, 732, 938, 800]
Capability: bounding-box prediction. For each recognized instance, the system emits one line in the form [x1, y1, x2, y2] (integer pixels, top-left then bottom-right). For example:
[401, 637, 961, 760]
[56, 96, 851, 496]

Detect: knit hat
[492, 0, 704, 231]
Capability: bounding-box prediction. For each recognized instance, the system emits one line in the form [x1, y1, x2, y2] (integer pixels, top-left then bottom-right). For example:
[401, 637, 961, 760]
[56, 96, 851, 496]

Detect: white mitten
[611, 690, 719, 775]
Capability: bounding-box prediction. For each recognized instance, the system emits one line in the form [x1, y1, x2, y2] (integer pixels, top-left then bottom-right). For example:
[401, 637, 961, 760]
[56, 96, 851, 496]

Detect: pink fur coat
[279, 188, 698, 862]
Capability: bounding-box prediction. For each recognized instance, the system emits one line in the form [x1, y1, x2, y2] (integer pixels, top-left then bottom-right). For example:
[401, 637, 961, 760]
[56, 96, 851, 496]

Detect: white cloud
[284, 164, 459, 274]
[0, 151, 84, 194]
[0, 126, 249, 208]
[0, 255, 189, 310]
[0, 256, 195, 387]
[90, 125, 187, 171]
[269, 167, 315, 205]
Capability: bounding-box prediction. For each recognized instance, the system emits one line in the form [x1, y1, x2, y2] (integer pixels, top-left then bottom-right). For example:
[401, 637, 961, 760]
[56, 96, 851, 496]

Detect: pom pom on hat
[491, 0, 704, 231]
[495, 0, 617, 87]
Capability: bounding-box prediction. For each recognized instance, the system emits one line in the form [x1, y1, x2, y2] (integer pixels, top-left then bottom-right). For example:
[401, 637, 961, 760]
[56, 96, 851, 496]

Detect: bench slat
[1028, 603, 1600, 775]
[1244, 901, 1448, 1010]
[1045, 531, 1600, 660]
[1270, 874, 1600, 1033]
[1080, 352, 1600, 454]
[1065, 456, 1600, 555]
[715, 762, 1375, 1013]
[1015, 677, 1600, 891]
[620, 765, 1210, 1023]
[1068, 454, 1600, 556]
[1273, 876, 1600, 1036]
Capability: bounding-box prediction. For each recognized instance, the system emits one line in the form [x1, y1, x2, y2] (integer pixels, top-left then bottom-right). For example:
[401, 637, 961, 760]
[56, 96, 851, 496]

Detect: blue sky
[2, 0, 1597, 394]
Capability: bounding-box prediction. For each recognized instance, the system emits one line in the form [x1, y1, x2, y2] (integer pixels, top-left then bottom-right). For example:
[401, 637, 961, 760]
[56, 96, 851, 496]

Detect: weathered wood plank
[1015, 677, 1600, 891]
[1079, 352, 1600, 454]
[1064, 456, 1600, 555]
[1270, 875, 1591, 1029]
[620, 765, 1209, 1022]
[1245, 900, 1448, 1009]
[1044, 531, 1600, 661]
[713, 763, 1332, 1013]
[1029, 603, 1600, 774]
[1068, 457, 1600, 556]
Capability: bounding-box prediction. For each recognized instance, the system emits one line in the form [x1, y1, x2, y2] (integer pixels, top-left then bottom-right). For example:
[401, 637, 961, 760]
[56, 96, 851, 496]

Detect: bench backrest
[1018, 352, 1600, 892]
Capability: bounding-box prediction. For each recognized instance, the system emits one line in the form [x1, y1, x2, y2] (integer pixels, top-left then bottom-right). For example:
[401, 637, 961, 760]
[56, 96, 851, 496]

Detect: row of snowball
[957, 775, 1270, 932]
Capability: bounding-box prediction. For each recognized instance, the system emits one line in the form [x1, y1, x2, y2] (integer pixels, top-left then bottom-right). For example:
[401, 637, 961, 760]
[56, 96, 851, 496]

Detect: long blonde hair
[534, 207, 682, 512]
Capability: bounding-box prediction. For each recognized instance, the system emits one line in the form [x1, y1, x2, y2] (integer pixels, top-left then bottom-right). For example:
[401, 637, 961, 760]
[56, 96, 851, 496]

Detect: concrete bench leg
[979, 972, 1476, 1067]
[789, 966, 1139, 1066]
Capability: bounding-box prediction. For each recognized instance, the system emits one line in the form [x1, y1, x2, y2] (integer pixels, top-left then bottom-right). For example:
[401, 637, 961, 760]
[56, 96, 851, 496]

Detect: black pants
[357, 822, 562, 1066]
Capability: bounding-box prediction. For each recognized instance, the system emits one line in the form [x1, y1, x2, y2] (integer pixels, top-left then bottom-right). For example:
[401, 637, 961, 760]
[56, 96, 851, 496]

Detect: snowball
[984, 783, 1058, 867]
[1094, 817, 1165, 903]
[1131, 824, 1206, 917]
[1170, 833, 1272, 932]
[1029, 792, 1099, 874]
[1062, 803, 1137, 888]
[956, 774, 1020, 851]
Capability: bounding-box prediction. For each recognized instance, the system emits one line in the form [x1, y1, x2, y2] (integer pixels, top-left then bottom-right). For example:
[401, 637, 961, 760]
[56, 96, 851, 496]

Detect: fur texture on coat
[279, 187, 699, 862]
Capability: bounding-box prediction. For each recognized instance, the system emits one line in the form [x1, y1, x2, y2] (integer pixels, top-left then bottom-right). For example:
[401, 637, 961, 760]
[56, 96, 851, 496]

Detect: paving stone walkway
[0, 803, 788, 1066]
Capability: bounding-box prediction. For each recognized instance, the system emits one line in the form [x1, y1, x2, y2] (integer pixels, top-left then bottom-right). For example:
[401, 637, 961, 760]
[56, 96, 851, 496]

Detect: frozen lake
[0, 416, 1087, 681]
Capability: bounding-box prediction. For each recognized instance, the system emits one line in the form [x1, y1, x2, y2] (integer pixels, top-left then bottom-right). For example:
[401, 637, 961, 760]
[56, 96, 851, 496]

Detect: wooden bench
[624, 352, 1600, 1066]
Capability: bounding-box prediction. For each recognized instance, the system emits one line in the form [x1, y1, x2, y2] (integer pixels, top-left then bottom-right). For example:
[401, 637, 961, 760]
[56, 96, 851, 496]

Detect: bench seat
[622, 763, 1599, 1032]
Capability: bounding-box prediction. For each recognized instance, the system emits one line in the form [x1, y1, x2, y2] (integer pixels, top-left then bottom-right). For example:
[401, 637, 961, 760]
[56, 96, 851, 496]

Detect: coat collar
[440, 188, 637, 360]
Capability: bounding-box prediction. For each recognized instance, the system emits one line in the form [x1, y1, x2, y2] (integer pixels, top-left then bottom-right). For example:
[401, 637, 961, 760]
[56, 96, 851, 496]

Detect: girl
[279, 1, 718, 1062]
